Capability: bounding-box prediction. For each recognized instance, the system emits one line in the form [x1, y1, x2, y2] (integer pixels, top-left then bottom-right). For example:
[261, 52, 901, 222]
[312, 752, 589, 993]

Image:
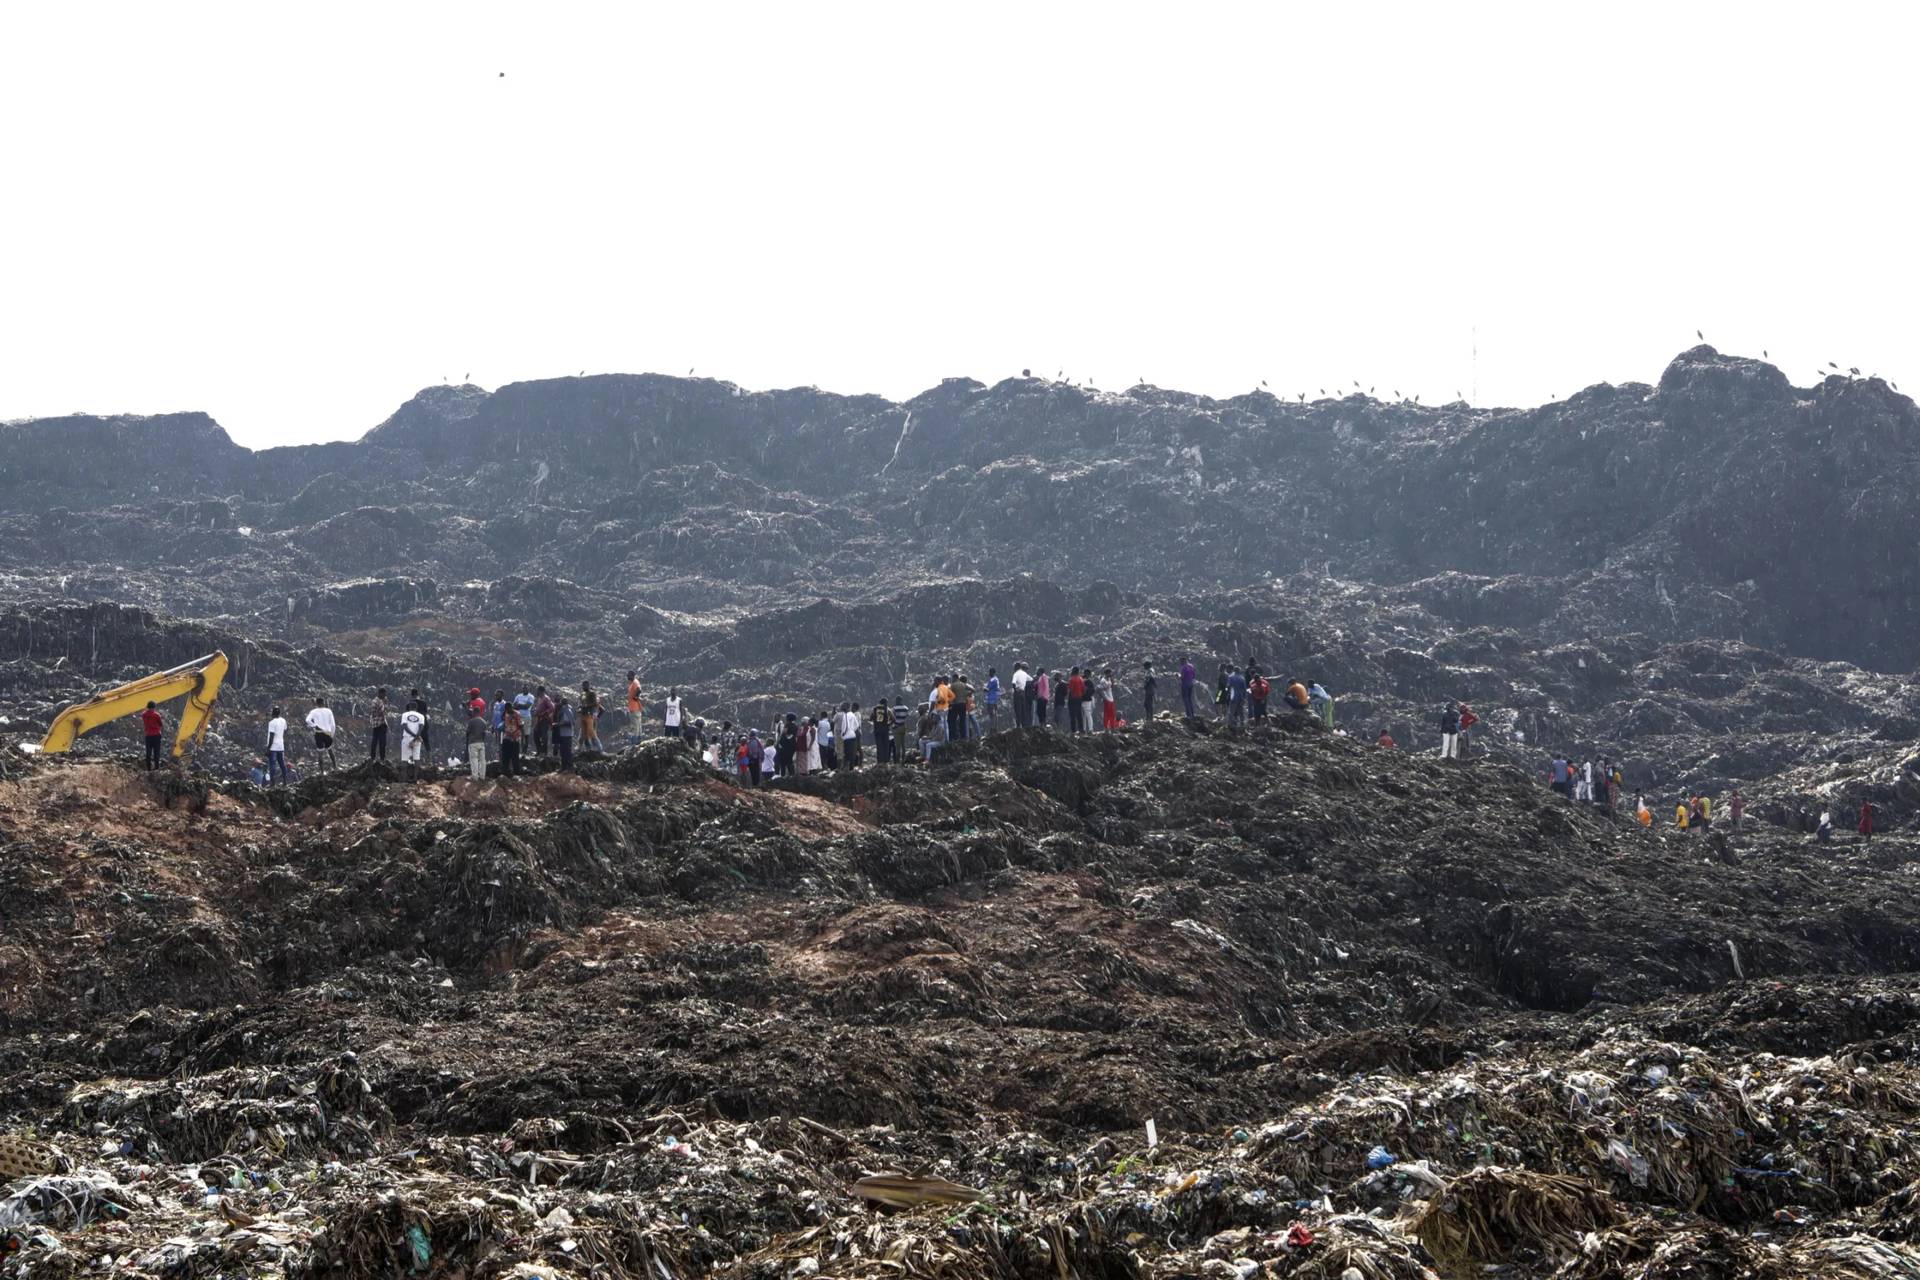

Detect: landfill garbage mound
[5, 345, 1920, 1275]
[2, 345, 1918, 671]
[6, 725, 1920, 1277]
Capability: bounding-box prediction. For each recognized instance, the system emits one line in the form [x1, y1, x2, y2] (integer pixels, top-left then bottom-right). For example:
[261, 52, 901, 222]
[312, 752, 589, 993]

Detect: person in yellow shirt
[1675, 801, 1690, 832]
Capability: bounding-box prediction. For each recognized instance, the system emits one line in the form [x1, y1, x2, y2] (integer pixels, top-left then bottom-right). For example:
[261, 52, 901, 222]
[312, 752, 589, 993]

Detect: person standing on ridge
[500, 698, 524, 776]
[1141, 661, 1157, 719]
[1066, 668, 1087, 733]
[407, 689, 433, 761]
[399, 700, 427, 775]
[1227, 665, 1248, 727]
[1011, 662, 1032, 727]
[513, 686, 534, 748]
[817, 709, 838, 770]
[1216, 663, 1230, 716]
[265, 705, 290, 785]
[871, 700, 893, 764]
[745, 728, 765, 785]
[1730, 789, 1745, 831]
[777, 714, 798, 778]
[664, 687, 683, 739]
[580, 681, 602, 751]
[1179, 657, 1198, 718]
[841, 702, 863, 767]
[533, 685, 555, 758]
[305, 697, 338, 773]
[626, 670, 643, 737]
[1032, 668, 1051, 729]
[1055, 670, 1072, 729]
[950, 674, 974, 741]
[984, 668, 1002, 733]
[490, 690, 507, 759]
[465, 703, 489, 780]
[932, 677, 955, 741]
[1456, 702, 1478, 754]
[1249, 669, 1271, 721]
[138, 700, 164, 771]
[1376, 727, 1395, 749]
[554, 696, 576, 771]
[369, 688, 390, 761]
[1440, 704, 1461, 758]
[1100, 667, 1119, 730]
[891, 696, 911, 762]
[1860, 800, 1876, 842]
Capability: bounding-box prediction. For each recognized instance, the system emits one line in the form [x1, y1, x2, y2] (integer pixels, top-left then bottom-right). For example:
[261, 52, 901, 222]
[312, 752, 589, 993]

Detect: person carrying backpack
[745, 729, 765, 785]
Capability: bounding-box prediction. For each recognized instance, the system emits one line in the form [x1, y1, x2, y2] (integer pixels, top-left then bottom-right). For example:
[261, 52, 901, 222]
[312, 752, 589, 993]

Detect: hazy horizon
[5, 2, 1917, 449]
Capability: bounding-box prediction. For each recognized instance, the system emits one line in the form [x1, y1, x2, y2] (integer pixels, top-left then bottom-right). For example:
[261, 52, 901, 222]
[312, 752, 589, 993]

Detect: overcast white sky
[3, 3, 1915, 447]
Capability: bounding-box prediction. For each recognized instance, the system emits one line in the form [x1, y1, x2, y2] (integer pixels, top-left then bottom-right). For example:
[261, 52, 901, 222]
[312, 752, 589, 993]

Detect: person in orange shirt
[626, 669, 644, 741]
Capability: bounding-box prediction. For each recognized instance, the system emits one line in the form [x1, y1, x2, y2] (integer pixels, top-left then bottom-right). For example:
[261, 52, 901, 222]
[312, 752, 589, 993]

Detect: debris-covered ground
[8, 723, 1920, 1279]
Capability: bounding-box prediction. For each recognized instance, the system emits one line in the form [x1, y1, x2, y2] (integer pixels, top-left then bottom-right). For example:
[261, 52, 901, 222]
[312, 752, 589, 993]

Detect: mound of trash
[6, 716, 1920, 1276]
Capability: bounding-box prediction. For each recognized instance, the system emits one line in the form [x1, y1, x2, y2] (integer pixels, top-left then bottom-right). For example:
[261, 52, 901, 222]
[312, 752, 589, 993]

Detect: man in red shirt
[1066, 669, 1088, 734]
[138, 700, 165, 771]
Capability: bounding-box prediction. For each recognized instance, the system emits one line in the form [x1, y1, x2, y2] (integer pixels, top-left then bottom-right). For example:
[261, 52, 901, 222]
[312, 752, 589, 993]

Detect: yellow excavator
[39, 651, 230, 761]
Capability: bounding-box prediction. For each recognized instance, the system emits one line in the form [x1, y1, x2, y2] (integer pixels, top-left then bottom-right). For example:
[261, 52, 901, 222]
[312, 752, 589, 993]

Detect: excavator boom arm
[39, 651, 231, 759]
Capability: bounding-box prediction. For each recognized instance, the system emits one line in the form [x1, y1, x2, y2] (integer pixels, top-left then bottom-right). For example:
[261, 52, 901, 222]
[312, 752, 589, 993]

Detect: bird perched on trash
[218, 1200, 257, 1229]
[852, 1173, 983, 1209]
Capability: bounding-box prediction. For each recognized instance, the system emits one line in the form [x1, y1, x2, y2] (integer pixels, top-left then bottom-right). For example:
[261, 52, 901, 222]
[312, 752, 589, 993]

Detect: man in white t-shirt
[304, 697, 338, 773]
[664, 689, 683, 739]
[1010, 663, 1033, 728]
[400, 704, 427, 768]
[265, 706, 290, 785]
[839, 703, 862, 769]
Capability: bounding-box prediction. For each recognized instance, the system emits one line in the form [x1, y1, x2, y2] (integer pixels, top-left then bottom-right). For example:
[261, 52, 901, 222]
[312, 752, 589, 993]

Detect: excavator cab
[39, 651, 230, 761]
